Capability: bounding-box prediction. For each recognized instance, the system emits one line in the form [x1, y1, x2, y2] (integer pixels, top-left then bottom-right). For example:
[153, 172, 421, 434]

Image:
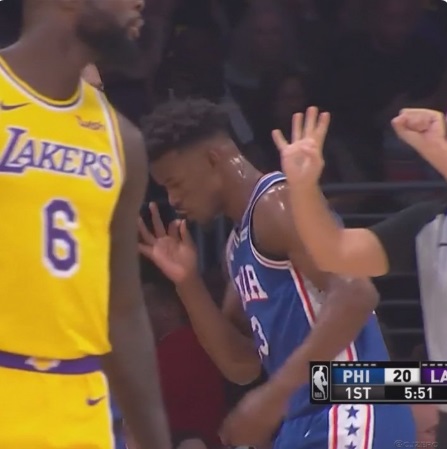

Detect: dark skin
[141, 134, 379, 445]
[103, 115, 170, 449]
[1, 1, 170, 448]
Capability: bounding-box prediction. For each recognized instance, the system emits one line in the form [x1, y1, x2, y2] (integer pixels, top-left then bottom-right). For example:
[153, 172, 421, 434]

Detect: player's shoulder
[252, 180, 290, 233]
[251, 180, 298, 257]
[115, 111, 145, 154]
[253, 181, 288, 217]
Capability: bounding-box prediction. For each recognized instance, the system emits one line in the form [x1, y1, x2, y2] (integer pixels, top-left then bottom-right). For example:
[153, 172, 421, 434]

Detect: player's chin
[127, 28, 141, 41]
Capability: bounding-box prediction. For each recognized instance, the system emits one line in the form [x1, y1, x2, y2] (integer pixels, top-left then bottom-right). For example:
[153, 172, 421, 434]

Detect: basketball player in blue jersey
[0, 1, 170, 448]
[139, 99, 415, 449]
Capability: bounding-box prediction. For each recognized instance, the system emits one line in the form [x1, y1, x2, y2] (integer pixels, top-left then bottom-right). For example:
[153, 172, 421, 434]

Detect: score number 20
[393, 369, 412, 383]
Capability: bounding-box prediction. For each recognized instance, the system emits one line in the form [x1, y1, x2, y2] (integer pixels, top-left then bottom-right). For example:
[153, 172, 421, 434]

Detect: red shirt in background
[157, 325, 227, 448]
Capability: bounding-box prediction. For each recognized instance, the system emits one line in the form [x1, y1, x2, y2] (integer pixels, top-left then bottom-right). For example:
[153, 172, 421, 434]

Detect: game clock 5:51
[404, 386, 433, 400]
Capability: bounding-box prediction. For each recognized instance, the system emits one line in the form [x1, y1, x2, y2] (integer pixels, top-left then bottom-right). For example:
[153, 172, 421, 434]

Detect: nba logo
[311, 365, 329, 401]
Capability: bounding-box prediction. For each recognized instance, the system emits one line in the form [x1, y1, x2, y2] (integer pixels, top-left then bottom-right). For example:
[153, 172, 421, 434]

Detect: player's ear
[206, 147, 220, 169]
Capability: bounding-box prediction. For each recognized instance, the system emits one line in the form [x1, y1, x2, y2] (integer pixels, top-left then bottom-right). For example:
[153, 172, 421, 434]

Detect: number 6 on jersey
[43, 199, 79, 277]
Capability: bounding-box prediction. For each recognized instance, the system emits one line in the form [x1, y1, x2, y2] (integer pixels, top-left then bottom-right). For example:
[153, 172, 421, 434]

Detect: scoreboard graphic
[310, 361, 447, 404]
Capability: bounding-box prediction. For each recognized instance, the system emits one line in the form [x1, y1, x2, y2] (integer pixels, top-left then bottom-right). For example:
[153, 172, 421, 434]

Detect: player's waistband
[0, 350, 101, 374]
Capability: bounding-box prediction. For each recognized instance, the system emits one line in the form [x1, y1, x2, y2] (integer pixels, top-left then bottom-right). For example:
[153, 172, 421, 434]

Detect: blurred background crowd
[1, 0, 446, 447]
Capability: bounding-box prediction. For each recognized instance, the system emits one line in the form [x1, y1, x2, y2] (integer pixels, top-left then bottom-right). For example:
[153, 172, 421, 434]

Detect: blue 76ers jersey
[226, 172, 389, 419]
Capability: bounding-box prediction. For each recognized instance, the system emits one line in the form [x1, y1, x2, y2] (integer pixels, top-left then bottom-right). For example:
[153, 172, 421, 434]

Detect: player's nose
[134, 0, 144, 12]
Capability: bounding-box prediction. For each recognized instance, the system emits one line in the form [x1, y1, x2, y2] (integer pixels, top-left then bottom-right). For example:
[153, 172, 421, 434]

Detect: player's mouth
[175, 209, 189, 218]
[127, 17, 144, 39]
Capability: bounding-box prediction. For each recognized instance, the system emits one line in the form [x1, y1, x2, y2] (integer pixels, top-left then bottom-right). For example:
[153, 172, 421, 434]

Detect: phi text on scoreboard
[332, 361, 447, 385]
[310, 361, 447, 404]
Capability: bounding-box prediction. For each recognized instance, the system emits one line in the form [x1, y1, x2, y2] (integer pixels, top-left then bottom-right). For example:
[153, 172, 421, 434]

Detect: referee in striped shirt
[273, 107, 447, 445]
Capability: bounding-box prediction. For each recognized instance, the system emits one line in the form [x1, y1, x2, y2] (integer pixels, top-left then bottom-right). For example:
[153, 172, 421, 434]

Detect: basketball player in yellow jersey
[0, 1, 170, 449]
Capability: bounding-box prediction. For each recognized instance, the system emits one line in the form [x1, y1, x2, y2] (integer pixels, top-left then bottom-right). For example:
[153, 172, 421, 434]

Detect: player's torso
[227, 172, 389, 418]
[0, 56, 123, 359]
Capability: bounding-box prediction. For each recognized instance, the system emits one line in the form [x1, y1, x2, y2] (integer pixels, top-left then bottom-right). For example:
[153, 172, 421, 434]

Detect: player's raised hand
[220, 381, 288, 447]
[392, 108, 446, 153]
[138, 203, 198, 284]
[272, 107, 330, 185]
[272, 107, 330, 187]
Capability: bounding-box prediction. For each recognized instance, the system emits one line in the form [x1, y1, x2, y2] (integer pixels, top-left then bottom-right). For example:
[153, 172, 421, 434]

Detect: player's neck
[222, 160, 263, 224]
[4, 29, 91, 101]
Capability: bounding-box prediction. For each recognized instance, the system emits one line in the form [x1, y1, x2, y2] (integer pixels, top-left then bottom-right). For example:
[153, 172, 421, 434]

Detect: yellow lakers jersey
[0, 56, 124, 358]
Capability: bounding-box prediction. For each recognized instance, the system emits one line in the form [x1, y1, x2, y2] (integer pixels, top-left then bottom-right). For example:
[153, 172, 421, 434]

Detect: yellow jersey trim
[0, 55, 83, 110]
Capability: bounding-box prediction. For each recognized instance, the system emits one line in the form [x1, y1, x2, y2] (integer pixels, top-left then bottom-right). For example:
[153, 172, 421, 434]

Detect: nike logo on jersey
[87, 396, 105, 406]
[0, 101, 30, 111]
[76, 115, 105, 131]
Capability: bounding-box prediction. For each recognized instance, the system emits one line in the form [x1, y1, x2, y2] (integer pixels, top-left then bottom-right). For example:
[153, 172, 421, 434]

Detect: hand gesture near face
[138, 203, 198, 284]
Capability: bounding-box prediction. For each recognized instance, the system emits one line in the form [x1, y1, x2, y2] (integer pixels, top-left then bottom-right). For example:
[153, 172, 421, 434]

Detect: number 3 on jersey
[251, 316, 269, 358]
[43, 199, 79, 277]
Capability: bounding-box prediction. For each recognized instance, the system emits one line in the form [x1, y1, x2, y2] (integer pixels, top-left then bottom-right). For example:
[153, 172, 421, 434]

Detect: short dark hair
[141, 98, 230, 162]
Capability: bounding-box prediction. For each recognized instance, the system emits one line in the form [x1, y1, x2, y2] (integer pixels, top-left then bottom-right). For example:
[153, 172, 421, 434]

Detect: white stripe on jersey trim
[225, 230, 240, 294]
[328, 404, 374, 449]
[289, 264, 358, 362]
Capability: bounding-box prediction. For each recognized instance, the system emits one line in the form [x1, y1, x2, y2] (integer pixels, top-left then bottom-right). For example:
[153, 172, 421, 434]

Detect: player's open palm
[138, 203, 198, 284]
[392, 108, 446, 153]
[272, 106, 330, 187]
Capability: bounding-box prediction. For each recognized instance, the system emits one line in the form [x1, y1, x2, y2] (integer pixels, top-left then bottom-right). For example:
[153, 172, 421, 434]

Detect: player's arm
[274, 107, 409, 276]
[252, 185, 379, 395]
[101, 115, 170, 449]
[176, 276, 261, 384]
[286, 185, 442, 277]
[284, 182, 391, 276]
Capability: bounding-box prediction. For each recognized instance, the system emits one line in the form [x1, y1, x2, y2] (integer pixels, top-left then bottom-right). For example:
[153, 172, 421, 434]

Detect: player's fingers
[291, 112, 303, 142]
[272, 129, 289, 152]
[137, 217, 155, 245]
[316, 111, 331, 148]
[219, 419, 233, 445]
[399, 108, 439, 128]
[167, 219, 181, 239]
[407, 114, 430, 132]
[179, 219, 195, 247]
[400, 108, 433, 115]
[399, 111, 430, 133]
[149, 202, 167, 237]
[303, 106, 318, 138]
[391, 114, 406, 131]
